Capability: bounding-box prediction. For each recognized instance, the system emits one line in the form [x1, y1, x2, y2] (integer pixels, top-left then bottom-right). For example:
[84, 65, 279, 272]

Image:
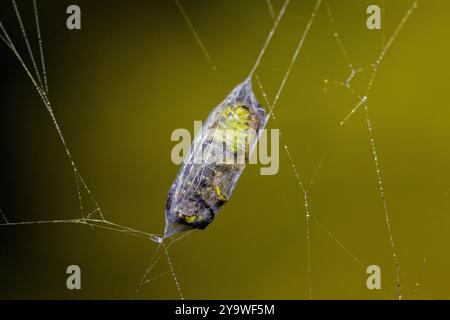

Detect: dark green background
[0, 0, 449, 299]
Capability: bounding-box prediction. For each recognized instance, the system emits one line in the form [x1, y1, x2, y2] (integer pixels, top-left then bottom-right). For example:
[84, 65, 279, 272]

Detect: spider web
[172, 0, 417, 299]
[0, 0, 418, 299]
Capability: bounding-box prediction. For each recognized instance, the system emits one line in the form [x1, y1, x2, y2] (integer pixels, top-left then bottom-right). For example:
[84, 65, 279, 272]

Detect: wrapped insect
[164, 78, 266, 237]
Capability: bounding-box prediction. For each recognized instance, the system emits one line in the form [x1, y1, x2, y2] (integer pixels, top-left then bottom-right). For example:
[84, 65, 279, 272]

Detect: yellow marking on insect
[178, 213, 196, 224]
[184, 215, 196, 223]
[217, 105, 252, 154]
[214, 185, 228, 202]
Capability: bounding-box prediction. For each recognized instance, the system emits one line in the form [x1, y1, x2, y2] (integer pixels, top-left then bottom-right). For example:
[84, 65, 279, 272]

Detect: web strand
[174, 0, 217, 74]
[265, 0, 276, 22]
[32, 0, 48, 93]
[0, 209, 9, 224]
[162, 241, 184, 300]
[11, 0, 43, 90]
[255, 74, 366, 295]
[248, 0, 290, 79]
[136, 230, 194, 295]
[0, 217, 161, 242]
[1, 1, 169, 260]
[1, 6, 104, 222]
[267, 0, 322, 119]
[263, 0, 322, 299]
[316, 0, 419, 299]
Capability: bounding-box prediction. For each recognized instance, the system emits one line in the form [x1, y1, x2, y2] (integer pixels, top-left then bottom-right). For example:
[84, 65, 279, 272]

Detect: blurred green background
[0, 0, 449, 299]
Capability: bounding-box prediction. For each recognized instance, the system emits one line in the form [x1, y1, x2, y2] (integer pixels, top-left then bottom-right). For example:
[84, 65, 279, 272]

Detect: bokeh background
[0, 0, 449, 299]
